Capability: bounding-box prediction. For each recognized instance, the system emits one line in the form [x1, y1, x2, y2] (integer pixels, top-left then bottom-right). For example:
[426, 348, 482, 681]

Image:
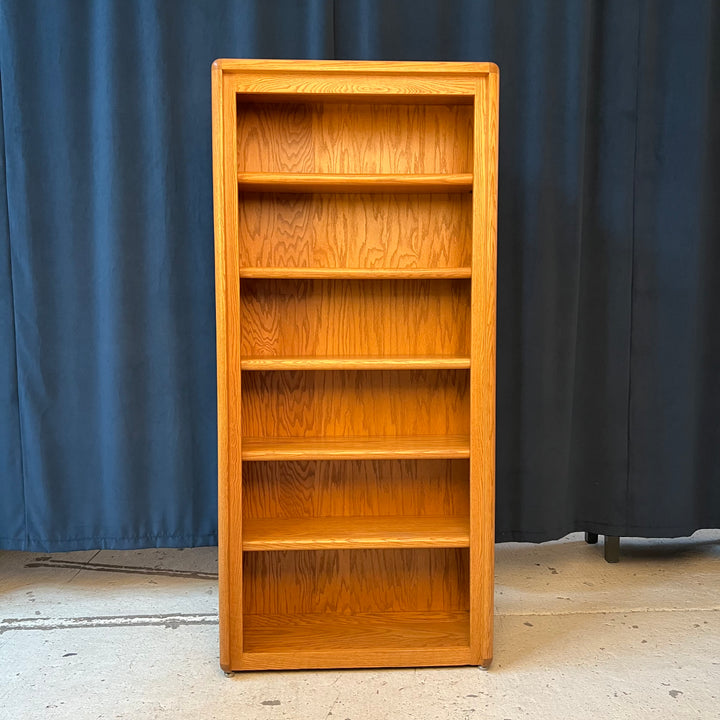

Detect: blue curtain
[0, 0, 334, 550]
[1, 1, 718, 551]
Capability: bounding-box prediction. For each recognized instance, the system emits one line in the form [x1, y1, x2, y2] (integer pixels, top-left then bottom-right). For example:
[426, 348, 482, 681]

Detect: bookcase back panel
[236, 101, 473, 174]
[240, 279, 470, 357]
[242, 459, 469, 519]
[238, 192, 471, 270]
[241, 369, 469, 438]
[243, 548, 470, 615]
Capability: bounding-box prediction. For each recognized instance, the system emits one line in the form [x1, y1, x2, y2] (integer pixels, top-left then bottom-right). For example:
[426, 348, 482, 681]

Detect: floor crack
[0, 613, 219, 634]
[25, 559, 217, 580]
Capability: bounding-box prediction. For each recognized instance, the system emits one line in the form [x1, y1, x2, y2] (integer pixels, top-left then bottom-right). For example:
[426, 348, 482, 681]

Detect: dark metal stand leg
[604, 535, 620, 563]
[585, 532, 598, 544]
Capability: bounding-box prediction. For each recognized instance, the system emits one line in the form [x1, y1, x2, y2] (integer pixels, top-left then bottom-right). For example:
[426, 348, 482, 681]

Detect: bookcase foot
[604, 535, 620, 563]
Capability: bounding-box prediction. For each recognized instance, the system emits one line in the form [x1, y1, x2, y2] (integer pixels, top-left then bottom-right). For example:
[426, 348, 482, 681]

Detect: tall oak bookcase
[212, 60, 498, 672]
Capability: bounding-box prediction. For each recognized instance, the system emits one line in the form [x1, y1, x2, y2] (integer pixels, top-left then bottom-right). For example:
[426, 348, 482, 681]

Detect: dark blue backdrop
[1, 1, 718, 551]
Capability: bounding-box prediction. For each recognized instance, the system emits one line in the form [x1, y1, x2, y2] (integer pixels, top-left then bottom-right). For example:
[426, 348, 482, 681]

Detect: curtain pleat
[628, 0, 720, 534]
[0, 68, 26, 546]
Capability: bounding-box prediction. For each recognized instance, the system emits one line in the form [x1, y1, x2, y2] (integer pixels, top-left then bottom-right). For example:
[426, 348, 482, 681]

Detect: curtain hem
[0, 533, 219, 553]
[496, 524, 720, 544]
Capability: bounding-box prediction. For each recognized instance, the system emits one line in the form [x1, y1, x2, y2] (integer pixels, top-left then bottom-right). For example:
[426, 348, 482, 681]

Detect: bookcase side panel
[214, 69, 245, 669]
[469, 73, 499, 667]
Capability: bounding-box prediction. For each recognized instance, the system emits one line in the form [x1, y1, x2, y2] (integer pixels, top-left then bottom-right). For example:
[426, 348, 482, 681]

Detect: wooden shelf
[237, 172, 473, 193]
[238, 267, 472, 279]
[240, 355, 471, 371]
[241, 435, 471, 461]
[243, 516, 470, 551]
[243, 611, 470, 657]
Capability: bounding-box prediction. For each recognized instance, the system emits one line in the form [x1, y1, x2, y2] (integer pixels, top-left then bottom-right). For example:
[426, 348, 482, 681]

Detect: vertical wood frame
[470, 70, 499, 667]
[213, 63, 242, 671]
[212, 60, 498, 672]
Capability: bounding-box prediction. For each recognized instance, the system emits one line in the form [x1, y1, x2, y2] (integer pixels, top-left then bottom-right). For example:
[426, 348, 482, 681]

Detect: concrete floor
[1, 532, 718, 720]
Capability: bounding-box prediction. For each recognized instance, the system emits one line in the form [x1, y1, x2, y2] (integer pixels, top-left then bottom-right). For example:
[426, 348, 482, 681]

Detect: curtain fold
[0, 69, 26, 546]
[628, 0, 720, 534]
[0, 0, 717, 550]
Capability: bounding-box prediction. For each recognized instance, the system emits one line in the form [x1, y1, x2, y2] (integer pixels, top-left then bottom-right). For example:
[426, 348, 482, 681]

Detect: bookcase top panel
[213, 59, 498, 76]
[214, 59, 497, 101]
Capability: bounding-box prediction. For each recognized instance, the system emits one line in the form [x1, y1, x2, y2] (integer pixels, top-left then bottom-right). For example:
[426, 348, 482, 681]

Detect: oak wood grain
[218, 58, 497, 74]
[243, 516, 469, 551]
[240, 355, 471, 370]
[213, 67, 244, 671]
[243, 611, 470, 653]
[237, 172, 472, 192]
[232, 74, 479, 100]
[469, 71, 499, 668]
[241, 435, 470, 461]
[236, 643, 472, 671]
[242, 548, 469, 615]
[242, 459, 469, 518]
[238, 92, 474, 106]
[237, 646, 472, 670]
[237, 102, 473, 174]
[240, 279, 470, 357]
[241, 370, 469, 439]
[239, 268, 471, 279]
[238, 192, 471, 271]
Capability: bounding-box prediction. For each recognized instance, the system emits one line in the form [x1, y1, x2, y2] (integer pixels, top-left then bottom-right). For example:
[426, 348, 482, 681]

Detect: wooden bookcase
[212, 60, 498, 672]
